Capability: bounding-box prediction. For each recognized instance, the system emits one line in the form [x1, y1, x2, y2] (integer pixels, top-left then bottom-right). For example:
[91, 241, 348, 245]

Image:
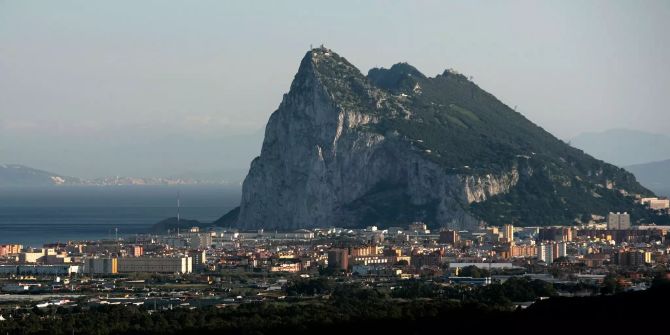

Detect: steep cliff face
[227, 48, 652, 229]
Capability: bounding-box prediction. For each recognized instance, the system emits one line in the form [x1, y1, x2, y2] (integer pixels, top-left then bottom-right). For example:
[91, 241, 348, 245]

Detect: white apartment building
[117, 256, 192, 274]
[607, 212, 631, 230]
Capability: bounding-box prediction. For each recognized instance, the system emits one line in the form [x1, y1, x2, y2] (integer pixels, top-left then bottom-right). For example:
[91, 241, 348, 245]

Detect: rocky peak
[221, 48, 655, 230]
[294, 47, 383, 118]
[368, 62, 426, 94]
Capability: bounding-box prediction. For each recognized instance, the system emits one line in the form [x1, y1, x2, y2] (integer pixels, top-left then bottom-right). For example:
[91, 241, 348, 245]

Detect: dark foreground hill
[2, 280, 669, 334]
[221, 47, 654, 230]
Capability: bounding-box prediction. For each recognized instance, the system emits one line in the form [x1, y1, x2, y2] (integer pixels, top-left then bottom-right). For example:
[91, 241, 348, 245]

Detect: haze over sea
[0, 185, 240, 247]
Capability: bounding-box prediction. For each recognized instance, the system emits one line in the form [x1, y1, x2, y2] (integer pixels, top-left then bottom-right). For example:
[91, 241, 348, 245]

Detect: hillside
[222, 48, 655, 229]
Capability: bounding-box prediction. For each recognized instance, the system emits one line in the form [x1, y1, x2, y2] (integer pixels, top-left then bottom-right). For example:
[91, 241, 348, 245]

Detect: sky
[1, 0, 669, 178]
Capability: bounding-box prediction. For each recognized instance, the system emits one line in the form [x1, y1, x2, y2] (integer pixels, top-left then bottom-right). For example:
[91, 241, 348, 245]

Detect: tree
[601, 274, 623, 295]
[459, 265, 490, 278]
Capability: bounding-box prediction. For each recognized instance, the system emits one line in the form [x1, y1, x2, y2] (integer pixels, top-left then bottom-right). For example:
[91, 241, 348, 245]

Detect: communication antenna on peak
[177, 190, 181, 237]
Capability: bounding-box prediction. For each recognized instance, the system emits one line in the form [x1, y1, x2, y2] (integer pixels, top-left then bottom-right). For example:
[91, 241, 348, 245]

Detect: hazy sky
[1, 0, 669, 177]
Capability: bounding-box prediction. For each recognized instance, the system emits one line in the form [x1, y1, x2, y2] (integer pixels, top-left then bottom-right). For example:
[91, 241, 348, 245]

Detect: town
[1, 196, 669, 314]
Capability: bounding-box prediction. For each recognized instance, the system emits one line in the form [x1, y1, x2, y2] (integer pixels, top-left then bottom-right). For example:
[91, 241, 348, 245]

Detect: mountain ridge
[0, 164, 80, 187]
[220, 47, 655, 229]
[0, 164, 234, 187]
[625, 159, 670, 196]
[571, 129, 670, 167]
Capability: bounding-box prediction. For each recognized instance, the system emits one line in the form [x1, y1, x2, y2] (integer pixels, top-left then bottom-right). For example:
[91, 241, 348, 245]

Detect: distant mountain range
[4, 129, 264, 182]
[0, 164, 234, 187]
[625, 159, 670, 196]
[571, 129, 670, 167]
[569, 129, 670, 195]
[0, 164, 80, 187]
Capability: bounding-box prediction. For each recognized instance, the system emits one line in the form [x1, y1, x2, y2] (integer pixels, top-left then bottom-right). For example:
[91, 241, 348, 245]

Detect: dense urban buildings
[0, 214, 668, 297]
[1, 192, 670, 323]
[0, 203, 669, 335]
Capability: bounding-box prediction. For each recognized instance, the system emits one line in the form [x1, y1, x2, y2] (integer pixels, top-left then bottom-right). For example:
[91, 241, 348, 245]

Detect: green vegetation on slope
[366, 63, 655, 226]
[225, 49, 660, 228]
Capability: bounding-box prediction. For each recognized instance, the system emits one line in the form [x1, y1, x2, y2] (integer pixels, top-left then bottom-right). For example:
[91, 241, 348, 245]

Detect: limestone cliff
[221, 48, 652, 229]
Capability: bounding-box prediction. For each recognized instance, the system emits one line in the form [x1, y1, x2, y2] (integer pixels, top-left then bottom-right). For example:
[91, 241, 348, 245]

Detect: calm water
[0, 185, 241, 247]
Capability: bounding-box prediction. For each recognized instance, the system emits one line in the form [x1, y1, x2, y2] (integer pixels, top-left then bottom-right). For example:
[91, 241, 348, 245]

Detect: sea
[2, 184, 666, 248]
[0, 185, 241, 247]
